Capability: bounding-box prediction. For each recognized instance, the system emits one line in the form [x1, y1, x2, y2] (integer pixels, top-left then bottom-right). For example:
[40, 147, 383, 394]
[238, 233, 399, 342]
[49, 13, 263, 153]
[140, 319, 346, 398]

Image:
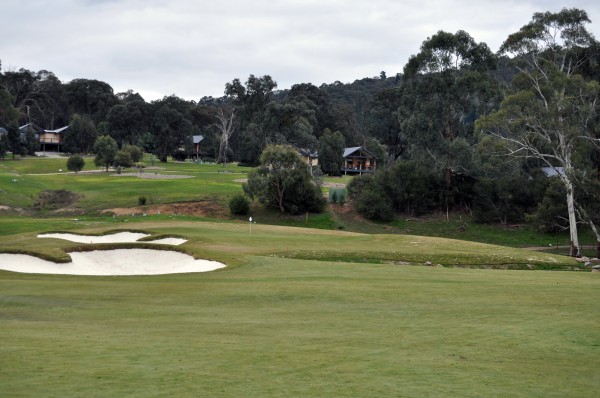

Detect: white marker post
[249, 217, 253, 235]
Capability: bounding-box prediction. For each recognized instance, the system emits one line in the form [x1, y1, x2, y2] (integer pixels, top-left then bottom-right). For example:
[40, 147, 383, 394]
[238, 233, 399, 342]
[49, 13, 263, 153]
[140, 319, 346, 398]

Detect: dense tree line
[1, 8, 599, 254]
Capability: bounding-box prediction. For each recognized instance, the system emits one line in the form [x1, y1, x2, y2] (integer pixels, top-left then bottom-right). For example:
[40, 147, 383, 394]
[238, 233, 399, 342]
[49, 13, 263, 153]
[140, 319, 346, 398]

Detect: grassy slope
[1, 257, 599, 397]
[0, 157, 248, 210]
[0, 219, 580, 268]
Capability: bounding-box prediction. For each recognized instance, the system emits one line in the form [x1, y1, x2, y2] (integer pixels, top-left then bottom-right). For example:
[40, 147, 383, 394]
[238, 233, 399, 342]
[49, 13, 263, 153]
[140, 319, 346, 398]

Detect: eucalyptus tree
[477, 8, 599, 256]
[287, 83, 334, 137]
[64, 79, 117, 125]
[106, 100, 150, 147]
[6, 124, 22, 158]
[244, 144, 325, 214]
[318, 129, 345, 176]
[64, 114, 97, 153]
[400, 30, 501, 213]
[0, 68, 37, 114]
[365, 88, 406, 159]
[263, 99, 318, 149]
[30, 71, 69, 129]
[151, 104, 191, 162]
[93, 135, 118, 171]
[0, 135, 6, 158]
[225, 75, 277, 164]
[0, 87, 19, 127]
[214, 107, 235, 166]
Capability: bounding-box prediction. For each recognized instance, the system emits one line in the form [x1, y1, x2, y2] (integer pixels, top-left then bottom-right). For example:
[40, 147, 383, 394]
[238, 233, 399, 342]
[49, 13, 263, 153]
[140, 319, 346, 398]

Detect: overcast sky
[2, 0, 599, 102]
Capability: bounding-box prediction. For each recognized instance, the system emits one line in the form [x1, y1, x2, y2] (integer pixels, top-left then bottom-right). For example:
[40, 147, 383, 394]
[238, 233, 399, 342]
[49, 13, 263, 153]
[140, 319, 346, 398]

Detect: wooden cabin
[342, 146, 377, 174]
[193, 135, 204, 159]
[39, 126, 68, 152]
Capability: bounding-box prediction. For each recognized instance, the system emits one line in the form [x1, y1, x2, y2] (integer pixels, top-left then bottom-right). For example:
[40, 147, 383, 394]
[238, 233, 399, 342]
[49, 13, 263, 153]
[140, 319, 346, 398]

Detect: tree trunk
[565, 181, 581, 257]
[275, 179, 285, 214]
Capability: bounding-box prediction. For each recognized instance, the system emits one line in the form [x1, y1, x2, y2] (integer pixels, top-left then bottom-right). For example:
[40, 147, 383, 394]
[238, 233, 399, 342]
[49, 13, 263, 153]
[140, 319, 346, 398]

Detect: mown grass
[0, 157, 248, 210]
[1, 174, 598, 397]
[1, 253, 599, 396]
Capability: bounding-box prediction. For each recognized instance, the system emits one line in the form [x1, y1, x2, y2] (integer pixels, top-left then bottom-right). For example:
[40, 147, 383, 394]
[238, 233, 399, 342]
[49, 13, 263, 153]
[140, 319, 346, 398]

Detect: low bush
[229, 194, 250, 215]
[114, 150, 133, 168]
[172, 149, 187, 161]
[66, 155, 85, 173]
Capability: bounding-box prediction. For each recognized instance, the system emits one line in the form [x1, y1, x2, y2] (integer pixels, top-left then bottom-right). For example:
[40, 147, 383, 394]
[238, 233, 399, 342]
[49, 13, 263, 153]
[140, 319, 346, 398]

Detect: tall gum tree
[401, 30, 500, 213]
[214, 107, 235, 166]
[476, 8, 599, 257]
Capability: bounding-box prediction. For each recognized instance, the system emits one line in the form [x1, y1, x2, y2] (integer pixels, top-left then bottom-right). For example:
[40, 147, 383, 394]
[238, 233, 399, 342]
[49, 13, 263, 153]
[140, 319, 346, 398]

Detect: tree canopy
[477, 7, 599, 256]
[93, 135, 118, 171]
[244, 144, 325, 214]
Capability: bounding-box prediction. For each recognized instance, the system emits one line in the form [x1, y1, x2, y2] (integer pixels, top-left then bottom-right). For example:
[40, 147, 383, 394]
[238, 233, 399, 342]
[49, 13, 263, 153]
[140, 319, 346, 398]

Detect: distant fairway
[1, 220, 599, 396]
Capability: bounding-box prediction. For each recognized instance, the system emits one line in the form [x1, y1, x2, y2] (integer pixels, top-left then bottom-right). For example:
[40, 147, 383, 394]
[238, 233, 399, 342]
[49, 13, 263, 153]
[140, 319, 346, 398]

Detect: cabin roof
[343, 146, 376, 159]
[193, 135, 204, 144]
[43, 126, 69, 134]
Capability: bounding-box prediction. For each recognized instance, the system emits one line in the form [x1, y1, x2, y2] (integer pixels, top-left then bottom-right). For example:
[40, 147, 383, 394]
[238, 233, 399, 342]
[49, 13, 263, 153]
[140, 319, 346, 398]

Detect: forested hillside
[1, 8, 599, 255]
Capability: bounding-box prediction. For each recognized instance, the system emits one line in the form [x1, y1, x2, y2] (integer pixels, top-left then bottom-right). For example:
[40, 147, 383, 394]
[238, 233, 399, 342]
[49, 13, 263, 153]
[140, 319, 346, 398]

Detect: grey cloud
[1, 0, 599, 101]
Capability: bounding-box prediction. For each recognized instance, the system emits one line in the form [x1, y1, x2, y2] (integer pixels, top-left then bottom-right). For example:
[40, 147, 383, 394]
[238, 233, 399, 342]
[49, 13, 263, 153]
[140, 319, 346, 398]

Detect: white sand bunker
[38, 232, 187, 246]
[0, 249, 225, 276]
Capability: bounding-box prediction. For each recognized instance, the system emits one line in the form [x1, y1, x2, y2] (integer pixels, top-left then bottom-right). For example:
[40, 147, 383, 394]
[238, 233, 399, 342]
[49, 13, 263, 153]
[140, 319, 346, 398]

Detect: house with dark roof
[342, 146, 377, 174]
[19, 123, 43, 143]
[297, 147, 319, 167]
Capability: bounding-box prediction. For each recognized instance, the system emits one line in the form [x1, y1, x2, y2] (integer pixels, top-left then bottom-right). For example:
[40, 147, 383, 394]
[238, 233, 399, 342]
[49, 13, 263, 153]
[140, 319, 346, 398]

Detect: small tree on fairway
[93, 135, 118, 171]
[66, 154, 85, 173]
[6, 124, 22, 159]
[244, 144, 325, 214]
[114, 150, 133, 169]
[122, 144, 144, 163]
[0, 134, 6, 158]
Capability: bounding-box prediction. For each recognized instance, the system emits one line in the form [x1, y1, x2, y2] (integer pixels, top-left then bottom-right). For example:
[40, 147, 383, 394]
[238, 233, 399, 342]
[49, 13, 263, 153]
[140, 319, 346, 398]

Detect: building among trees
[39, 126, 68, 152]
[342, 147, 377, 174]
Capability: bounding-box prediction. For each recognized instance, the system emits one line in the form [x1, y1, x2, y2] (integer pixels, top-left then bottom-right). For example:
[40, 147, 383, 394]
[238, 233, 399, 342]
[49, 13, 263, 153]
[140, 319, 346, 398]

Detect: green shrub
[172, 149, 187, 161]
[138, 196, 147, 206]
[229, 194, 250, 215]
[114, 150, 133, 169]
[66, 155, 85, 173]
[123, 144, 144, 163]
